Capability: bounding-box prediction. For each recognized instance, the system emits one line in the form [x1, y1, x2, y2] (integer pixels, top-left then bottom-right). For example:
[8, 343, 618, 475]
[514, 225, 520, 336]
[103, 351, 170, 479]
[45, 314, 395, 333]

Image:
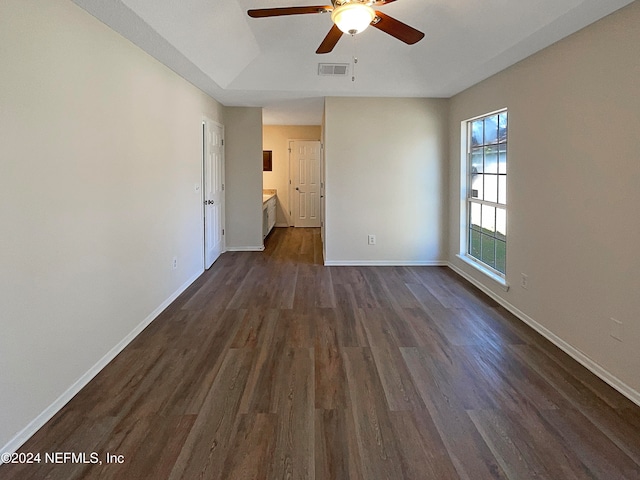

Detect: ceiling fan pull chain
[352, 56, 357, 82]
[352, 34, 358, 83]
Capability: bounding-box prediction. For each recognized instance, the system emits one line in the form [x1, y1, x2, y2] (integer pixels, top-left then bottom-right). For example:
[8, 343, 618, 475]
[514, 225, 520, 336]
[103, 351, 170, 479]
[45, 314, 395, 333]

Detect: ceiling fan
[248, 0, 424, 54]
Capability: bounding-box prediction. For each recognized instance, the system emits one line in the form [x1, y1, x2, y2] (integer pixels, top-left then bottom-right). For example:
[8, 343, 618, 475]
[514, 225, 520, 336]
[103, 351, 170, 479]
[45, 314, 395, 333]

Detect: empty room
[1, 0, 639, 478]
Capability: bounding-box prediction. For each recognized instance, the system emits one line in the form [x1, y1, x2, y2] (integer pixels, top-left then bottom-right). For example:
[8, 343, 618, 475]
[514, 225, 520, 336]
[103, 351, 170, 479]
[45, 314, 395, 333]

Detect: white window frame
[458, 108, 509, 291]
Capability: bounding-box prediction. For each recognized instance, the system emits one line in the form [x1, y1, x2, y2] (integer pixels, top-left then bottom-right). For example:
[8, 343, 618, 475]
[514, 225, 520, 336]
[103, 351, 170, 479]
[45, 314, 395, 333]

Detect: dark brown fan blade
[316, 24, 343, 54]
[248, 6, 332, 18]
[372, 11, 424, 45]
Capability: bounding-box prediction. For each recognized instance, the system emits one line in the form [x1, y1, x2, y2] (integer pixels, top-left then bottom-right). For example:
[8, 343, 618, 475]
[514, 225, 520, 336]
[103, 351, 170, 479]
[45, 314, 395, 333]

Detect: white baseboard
[0, 270, 203, 462]
[447, 262, 640, 408]
[324, 260, 448, 267]
[226, 246, 265, 252]
[5, 261, 637, 463]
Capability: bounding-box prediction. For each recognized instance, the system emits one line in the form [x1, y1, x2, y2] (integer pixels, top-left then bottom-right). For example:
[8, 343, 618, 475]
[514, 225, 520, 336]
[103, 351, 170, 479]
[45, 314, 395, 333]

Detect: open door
[203, 118, 225, 269]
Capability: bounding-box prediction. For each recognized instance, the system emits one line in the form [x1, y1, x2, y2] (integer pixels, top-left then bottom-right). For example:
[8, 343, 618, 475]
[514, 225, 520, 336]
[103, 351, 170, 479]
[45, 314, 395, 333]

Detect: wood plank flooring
[2, 227, 640, 479]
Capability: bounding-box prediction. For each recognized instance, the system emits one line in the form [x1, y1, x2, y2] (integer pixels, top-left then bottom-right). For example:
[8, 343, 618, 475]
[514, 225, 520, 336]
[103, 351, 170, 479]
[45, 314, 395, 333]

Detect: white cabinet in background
[263, 195, 277, 238]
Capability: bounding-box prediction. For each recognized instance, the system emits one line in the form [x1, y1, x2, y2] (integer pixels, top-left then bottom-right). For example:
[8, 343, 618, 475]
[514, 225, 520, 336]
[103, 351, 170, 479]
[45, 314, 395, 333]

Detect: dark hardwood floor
[3, 227, 640, 479]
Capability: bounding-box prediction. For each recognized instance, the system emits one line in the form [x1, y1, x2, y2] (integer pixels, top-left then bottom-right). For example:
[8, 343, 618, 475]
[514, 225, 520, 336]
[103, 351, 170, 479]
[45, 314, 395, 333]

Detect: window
[465, 110, 507, 277]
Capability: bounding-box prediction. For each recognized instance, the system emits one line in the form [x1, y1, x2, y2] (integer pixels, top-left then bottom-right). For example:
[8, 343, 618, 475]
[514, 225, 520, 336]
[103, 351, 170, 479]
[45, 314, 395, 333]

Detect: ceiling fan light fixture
[331, 3, 375, 35]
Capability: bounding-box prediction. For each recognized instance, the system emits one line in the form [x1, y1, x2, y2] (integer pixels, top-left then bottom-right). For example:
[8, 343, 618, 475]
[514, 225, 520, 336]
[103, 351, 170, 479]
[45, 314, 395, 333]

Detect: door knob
[295, 187, 299, 191]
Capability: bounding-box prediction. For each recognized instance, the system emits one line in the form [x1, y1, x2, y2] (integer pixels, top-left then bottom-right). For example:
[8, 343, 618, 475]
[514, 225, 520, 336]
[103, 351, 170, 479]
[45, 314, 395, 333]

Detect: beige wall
[0, 0, 226, 451]
[263, 125, 322, 226]
[448, 2, 640, 398]
[225, 107, 264, 250]
[324, 97, 449, 265]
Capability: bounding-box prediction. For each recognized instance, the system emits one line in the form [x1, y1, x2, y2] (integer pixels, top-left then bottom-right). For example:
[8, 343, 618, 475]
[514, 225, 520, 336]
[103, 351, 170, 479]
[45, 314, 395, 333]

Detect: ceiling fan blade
[248, 6, 332, 18]
[372, 11, 424, 45]
[316, 24, 343, 54]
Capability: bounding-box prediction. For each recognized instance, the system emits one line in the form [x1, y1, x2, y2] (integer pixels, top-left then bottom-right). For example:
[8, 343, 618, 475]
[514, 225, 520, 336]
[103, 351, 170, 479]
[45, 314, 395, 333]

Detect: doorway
[290, 140, 322, 227]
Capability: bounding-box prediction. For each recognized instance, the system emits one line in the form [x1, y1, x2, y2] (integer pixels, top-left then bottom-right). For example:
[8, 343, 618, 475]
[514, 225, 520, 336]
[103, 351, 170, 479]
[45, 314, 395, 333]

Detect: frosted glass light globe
[331, 4, 376, 35]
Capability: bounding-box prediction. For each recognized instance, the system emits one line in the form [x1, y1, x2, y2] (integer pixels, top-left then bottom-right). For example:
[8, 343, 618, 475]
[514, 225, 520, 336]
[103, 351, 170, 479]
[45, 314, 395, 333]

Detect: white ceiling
[73, 0, 633, 125]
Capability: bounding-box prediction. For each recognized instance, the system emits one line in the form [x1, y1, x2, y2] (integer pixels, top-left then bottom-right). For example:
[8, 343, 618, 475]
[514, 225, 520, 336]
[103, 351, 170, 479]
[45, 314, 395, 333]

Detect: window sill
[456, 254, 510, 291]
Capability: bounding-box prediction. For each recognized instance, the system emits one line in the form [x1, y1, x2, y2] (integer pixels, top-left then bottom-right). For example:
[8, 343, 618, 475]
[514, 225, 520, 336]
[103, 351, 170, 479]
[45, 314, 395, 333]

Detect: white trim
[201, 119, 206, 267]
[202, 116, 226, 270]
[456, 253, 509, 291]
[324, 260, 448, 267]
[0, 270, 203, 462]
[289, 139, 323, 228]
[226, 246, 265, 252]
[465, 107, 508, 123]
[447, 262, 640, 408]
[460, 109, 509, 286]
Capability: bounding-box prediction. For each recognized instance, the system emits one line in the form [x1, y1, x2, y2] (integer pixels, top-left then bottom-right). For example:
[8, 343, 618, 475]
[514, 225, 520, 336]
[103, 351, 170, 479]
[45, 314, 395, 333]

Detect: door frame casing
[288, 139, 323, 227]
[202, 116, 225, 269]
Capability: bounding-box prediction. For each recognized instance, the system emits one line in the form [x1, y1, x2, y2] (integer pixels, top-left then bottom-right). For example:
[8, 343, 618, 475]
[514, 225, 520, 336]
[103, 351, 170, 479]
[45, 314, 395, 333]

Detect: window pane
[470, 202, 481, 230]
[496, 207, 506, 239]
[469, 228, 481, 258]
[498, 175, 506, 204]
[482, 204, 495, 234]
[495, 240, 506, 273]
[471, 173, 484, 200]
[470, 148, 484, 174]
[498, 147, 507, 174]
[481, 235, 496, 268]
[471, 120, 483, 147]
[484, 146, 498, 174]
[484, 115, 499, 144]
[498, 112, 508, 143]
[484, 174, 498, 203]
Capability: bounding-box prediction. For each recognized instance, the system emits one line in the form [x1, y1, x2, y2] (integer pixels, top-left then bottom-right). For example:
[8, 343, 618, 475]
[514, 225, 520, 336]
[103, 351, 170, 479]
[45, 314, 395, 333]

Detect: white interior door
[203, 119, 224, 269]
[291, 140, 321, 227]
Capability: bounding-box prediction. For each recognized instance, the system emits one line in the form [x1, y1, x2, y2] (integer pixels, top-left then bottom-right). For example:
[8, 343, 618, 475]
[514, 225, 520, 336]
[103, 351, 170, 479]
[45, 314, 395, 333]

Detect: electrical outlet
[610, 317, 623, 342]
[521, 273, 528, 289]
[172, 256, 178, 270]
[368, 234, 376, 245]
